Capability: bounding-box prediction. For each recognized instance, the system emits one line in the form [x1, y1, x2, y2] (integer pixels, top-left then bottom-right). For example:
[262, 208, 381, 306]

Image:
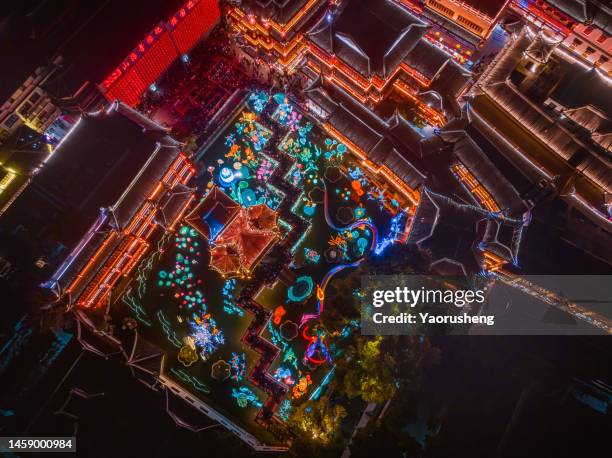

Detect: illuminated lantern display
[219, 166, 235, 185]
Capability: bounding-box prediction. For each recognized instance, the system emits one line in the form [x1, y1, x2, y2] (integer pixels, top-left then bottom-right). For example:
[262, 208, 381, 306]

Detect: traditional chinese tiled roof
[309, 0, 428, 78]
[0, 101, 183, 285]
[185, 186, 240, 241]
[213, 206, 279, 275]
[409, 188, 523, 272]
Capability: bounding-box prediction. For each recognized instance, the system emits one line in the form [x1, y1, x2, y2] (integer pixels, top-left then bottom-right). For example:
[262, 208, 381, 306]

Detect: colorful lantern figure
[272, 93, 284, 104]
[242, 112, 256, 124]
[248, 91, 270, 113]
[354, 206, 366, 219]
[283, 347, 299, 369]
[303, 203, 316, 217]
[304, 248, 320, 264]
[324, 138, 336, 149]
[272, 305, 286, 325]
[351, 179, 365, 197]
[222, 279, 243, 316]
[287, 276, 314, 302]
[219, 167, 235, 186]
[232, 386, 262, 408]
[243, 146, 255, 164]
[292, 374, 312, 399]
[158, 226, 204, 308]
[291, 167, 302, 187]
[227, 143, 241, 160]
[286, 110, 302, 132]
[302, 325, 332, 366]
[224, 133, 236, 147]
[229, 352, 246, 382]
[178, 345, 198, 367]
[274, 366, 295, 386]
[297, 122, 313, 144]
[328, 234, 347, 250]
[356, 237, 369, 256]
[348, 165, 363, 179]
[279, 399, 292, 421]
[189, 313, 224, 359]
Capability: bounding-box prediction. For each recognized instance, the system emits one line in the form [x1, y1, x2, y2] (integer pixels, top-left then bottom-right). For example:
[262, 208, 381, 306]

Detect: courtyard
[113, 90, 414, 442]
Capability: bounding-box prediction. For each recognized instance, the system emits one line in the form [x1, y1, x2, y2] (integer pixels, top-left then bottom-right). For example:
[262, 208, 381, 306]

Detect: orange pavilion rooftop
[210, 203, 280, 277]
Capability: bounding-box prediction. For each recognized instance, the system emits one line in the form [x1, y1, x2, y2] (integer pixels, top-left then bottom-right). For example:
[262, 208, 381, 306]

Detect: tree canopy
[338, 336, 397, 404]
[288, 396, 347, 455]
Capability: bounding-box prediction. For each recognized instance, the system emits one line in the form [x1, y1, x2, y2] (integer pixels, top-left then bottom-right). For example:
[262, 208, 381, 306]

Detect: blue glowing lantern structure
[219, 167, 235, 186]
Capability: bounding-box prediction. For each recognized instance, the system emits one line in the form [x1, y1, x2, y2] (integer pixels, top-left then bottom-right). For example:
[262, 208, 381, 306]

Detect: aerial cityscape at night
[0, 0, 610, 456]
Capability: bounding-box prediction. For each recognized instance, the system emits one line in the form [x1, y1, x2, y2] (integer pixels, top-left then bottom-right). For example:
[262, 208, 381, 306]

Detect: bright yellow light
[0, 170, 18, 194]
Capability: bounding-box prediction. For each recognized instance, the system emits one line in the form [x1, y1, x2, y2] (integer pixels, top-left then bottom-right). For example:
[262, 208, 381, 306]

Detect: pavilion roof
[215, 208, 278, 274]
[210, 243, 242, 277]
[185, 186, 241, 241]
[247, 203, 279, 231]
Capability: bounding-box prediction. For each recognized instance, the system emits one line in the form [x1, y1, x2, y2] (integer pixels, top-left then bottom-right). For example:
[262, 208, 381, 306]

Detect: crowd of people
[136, 20, 314, 144]
[139, 30, 257, 140]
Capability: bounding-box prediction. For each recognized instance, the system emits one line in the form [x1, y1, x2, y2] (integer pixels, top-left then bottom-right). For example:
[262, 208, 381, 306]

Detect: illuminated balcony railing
[451, 162, 500, 212]
[231, 5, 448, 126]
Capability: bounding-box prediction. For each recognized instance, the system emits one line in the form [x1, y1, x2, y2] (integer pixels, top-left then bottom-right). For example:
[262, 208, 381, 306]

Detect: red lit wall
[102, 22, 176, 106]
[169, 0, 221, 55]
[101, 0, 220, 106]
[134, 32, 177, 90]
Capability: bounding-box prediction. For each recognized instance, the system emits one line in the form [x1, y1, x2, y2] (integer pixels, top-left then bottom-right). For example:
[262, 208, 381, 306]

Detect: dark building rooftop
[551, 67, 612, 117]
[309, 0, 428, 78]
[404, 40, 451, 80]
[436, 123, 528, 215]
[0, 125, 50, 215]
[305, 77, 427, 189]
[35, 106, 179, 230]
[238, 0, 327, 42]
[0, 125, 49, 175]
[476, 28, 612, 199]
[0, 102, 182, 284]
[408, 188, 523, 274]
